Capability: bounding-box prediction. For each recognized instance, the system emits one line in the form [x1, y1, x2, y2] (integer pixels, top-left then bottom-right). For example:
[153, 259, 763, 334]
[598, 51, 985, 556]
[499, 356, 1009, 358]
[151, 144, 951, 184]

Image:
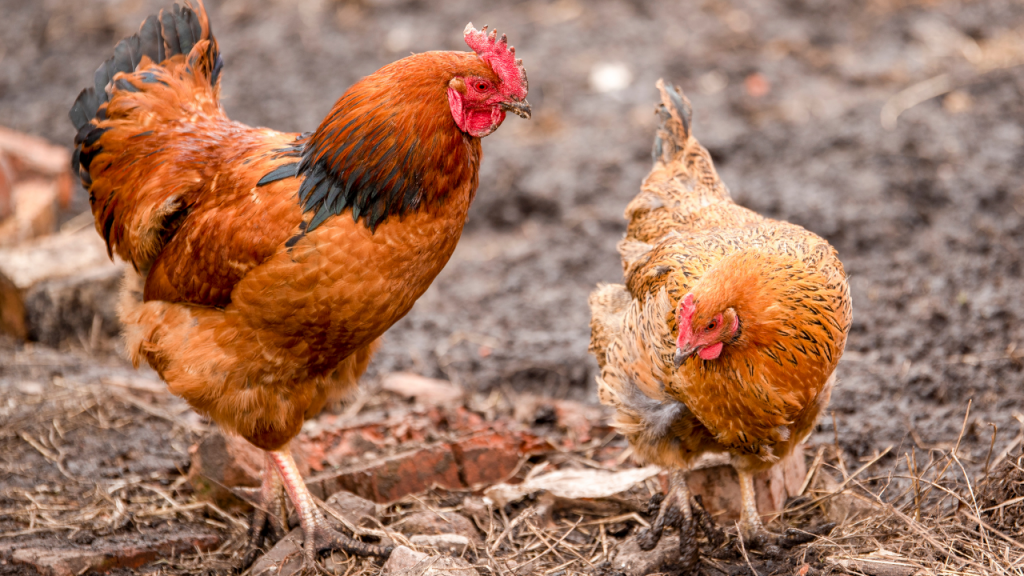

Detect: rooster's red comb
[464, 23, 528, 101]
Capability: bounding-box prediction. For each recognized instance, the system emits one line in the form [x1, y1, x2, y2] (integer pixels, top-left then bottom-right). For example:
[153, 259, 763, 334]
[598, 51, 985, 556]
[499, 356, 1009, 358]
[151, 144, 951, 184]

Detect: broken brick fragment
[310, 443, 463, 503]
[452, 431, 522, 487]
[8, 530, 221, 576]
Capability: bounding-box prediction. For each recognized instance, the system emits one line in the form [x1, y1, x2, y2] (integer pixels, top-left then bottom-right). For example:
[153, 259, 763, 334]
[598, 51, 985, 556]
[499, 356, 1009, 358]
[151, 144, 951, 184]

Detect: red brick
[452, 431, 522, 487]
[188, 430, 311, 510]
[310, 443, 463, 503]
[9, 531, 221, 576]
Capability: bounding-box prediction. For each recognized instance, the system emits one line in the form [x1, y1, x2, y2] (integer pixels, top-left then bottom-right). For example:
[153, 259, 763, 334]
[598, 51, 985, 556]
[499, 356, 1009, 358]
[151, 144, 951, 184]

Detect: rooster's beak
[501, 99, 532, 119]
[673, 346, 696, 368]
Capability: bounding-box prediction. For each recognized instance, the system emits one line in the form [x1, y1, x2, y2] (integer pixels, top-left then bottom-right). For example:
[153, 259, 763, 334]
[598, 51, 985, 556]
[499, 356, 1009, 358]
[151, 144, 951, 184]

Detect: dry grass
[2, 365, 1022, 576]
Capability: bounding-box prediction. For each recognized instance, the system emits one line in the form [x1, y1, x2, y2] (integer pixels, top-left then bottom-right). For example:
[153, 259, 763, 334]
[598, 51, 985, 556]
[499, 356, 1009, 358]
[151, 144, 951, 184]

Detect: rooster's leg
[240, 453, 289, 570]
[637, 471, 700, 572]
[268, 448, 392, 573]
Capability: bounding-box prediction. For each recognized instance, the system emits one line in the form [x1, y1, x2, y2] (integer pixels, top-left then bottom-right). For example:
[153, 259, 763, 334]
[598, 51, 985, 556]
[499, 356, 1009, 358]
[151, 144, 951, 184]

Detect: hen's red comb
[464, 23, 528, 101]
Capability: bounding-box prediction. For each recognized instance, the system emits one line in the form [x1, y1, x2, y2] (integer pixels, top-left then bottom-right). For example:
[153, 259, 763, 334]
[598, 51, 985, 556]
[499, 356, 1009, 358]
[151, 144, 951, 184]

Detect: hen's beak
[674, 346, 696, 368]
[501, 99, 532, 119]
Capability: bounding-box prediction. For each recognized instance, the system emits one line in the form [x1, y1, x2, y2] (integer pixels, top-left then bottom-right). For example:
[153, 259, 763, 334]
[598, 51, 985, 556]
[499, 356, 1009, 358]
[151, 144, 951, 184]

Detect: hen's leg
[736, 468, 832, 550]
[737, 468, 767, 544]
[268, 448, 392, 573]
[240, 453, 289, 570]
[637, 471, 699, 572]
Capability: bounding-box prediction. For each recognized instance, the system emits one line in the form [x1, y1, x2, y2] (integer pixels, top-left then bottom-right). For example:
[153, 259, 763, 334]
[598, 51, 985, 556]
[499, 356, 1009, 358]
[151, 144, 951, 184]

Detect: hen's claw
[691, 494, 725, 549]
[635, 473, 701, 573]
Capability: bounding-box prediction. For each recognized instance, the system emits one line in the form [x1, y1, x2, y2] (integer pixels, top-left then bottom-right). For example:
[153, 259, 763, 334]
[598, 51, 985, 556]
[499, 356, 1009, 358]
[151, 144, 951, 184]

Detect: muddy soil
[2, 0, 1024, 571]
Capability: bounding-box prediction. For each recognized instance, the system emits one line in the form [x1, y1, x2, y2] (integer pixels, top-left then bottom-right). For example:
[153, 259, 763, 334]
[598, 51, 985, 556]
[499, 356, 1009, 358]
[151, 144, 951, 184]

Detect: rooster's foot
[238, 454, 290, 572]
[271, 448, 392, 575]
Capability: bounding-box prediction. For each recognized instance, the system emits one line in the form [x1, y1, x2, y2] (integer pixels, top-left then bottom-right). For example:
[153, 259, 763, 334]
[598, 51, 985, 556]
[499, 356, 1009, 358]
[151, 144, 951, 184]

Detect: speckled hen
[68, 1, 529, 572]
[589, 80, 851, 570]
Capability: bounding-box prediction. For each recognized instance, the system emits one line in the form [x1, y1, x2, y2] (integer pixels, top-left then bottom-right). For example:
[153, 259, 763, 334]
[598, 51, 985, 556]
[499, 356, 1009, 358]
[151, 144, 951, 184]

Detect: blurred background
[1, 0, 1023, 483]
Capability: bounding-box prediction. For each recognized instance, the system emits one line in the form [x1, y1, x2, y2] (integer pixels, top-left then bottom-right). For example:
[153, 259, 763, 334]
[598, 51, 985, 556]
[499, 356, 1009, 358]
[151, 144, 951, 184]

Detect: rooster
[69, 2, 529, 571]
[589, 81, 851, 570]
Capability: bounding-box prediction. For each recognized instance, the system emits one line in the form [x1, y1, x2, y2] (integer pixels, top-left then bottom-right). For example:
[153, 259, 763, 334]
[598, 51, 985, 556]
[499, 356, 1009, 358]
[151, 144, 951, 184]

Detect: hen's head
[448, 23, 530, 137]
[675, 293, 741, 365]
[673, 251, 779, 366]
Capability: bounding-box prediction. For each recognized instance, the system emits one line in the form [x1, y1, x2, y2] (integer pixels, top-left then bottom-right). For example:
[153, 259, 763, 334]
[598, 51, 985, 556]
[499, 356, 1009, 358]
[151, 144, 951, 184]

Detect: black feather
[174, 4, 196, 54]
[285, 233, 304, 248]
[111, 41, 134, 77]
[69, 89, 94, 131]
[161, 11, 181, 56]
[256, 162, 300, 187]
[115, 78, 139, 93]
[139, 15, 162, 63]
[306, 206, 333, 231]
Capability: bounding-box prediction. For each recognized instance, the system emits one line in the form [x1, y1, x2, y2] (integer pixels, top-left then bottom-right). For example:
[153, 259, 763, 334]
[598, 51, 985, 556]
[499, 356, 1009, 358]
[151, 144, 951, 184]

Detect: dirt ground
[2, 0, 1024, 574]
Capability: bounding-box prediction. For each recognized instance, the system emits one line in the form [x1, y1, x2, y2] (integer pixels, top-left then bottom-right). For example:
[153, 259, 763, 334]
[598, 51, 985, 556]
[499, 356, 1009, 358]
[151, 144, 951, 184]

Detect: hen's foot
[269, 448, 392, 575]
[691, 494, 726, 549]
[734, 469, 834, 554]
[237, 454, 289, 572]
[636, 473, 700, 574]
[743, 522, 836, 551]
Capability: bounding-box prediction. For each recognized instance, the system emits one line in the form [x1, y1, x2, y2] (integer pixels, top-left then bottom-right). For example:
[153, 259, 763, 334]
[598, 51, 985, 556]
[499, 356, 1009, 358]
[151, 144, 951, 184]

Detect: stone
[395, 511, 479, 541]
[386, 554, 480, 576]
[0, 179, 59, 247]
[324, 489, 380, 527]
[0, 228, 121, 344]
[381, 372, 464, 406]
[408, 534, 471, 555]
[608, 533, 684, 576]
[249, 528, 343, 576]
[380, 546, 428, 575]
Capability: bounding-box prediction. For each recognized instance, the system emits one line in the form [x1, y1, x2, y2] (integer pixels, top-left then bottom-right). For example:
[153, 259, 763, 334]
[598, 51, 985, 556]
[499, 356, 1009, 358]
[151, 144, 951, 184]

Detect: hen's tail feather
[70, 1, 220, 185]
[651, 78, 693, 166]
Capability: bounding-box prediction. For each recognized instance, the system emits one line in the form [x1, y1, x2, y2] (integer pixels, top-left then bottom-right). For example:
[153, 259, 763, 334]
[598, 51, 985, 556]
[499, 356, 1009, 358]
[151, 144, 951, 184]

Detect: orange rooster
[70, 1, 529, 571]
[589, 81, 851, 569]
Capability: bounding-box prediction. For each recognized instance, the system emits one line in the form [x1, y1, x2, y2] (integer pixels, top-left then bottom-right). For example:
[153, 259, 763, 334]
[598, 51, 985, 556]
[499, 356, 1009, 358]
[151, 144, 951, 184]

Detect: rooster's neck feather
[295, 52, 487, 233]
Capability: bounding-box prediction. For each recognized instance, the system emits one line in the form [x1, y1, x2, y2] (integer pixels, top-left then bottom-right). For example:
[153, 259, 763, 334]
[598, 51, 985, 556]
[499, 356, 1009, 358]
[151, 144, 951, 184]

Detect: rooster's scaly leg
[239, 453, 289, 570]
[268, 448, 392, 573]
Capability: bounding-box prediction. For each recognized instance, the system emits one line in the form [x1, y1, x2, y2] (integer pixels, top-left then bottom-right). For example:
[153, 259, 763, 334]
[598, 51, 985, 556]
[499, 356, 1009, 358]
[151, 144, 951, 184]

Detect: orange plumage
[70, 1, 529, 570]
[588, 81, 851, 566]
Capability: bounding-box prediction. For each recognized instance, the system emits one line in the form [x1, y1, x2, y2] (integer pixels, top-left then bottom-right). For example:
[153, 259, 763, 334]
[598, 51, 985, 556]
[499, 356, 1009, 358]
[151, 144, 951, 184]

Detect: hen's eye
[706, 320, 717, 331]
[475, 81, 489, 91]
